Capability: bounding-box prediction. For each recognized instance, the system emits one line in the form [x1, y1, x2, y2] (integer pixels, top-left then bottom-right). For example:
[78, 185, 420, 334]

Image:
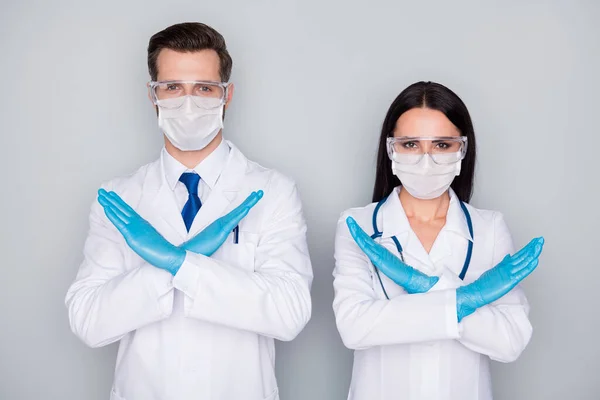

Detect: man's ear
[224, 83, 235, 111]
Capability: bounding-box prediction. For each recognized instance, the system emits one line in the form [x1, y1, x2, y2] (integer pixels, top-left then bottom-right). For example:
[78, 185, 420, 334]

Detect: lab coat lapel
[429, 234, 453, 265]
[381, 188, 431, 267]
[138, 156, 188, 244]
[187, 142, 247, 238]
[430, 189, 473, 271]
[404, 232, 433, 268]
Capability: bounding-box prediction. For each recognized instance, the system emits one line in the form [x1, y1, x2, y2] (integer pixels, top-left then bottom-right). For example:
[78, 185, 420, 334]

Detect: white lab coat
[333, 187, 532, 400]
[65, 141, 313, 400]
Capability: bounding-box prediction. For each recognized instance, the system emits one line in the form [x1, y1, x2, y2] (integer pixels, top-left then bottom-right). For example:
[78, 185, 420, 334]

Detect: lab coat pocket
[214, 230, 258, 271]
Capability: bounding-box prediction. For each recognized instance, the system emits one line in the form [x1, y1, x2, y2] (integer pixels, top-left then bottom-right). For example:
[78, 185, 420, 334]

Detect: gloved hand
[182, 190, 264, 256]
[98, 189, 186, 275]
[456, 237, 544, 322]
[346, 216, 439, 294]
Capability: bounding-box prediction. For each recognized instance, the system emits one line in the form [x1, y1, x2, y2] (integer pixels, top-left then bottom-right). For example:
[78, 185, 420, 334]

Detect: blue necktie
[179, 172, 202, 232]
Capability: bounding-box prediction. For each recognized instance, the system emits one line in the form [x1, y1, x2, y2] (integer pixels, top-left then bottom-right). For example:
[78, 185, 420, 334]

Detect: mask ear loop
[219, 100, 225, 122]
[455, 159, 462, 176]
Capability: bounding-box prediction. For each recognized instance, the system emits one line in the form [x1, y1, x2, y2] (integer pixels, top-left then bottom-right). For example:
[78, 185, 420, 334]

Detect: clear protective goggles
[386, 136, 468, 165]
[148, 80, 230, 110]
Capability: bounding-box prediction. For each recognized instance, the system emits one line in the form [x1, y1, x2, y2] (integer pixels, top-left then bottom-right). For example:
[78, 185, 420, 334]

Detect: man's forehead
[156, 49, 221, 81]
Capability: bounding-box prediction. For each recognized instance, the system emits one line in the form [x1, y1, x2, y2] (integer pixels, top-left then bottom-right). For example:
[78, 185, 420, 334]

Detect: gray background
[1, 0, 598, 399]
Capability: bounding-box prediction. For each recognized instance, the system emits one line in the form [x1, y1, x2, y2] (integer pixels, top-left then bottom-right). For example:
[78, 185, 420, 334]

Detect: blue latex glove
[456, 237, 544, 322]
[182, 190, 264, 256]
[346, 216, 439, 294]
[98, 189, 186, 275]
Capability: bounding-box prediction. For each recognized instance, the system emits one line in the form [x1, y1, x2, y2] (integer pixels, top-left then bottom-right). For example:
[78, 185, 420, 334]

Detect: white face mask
[392, 153, 462, 200]
[158, 95, 224, 151]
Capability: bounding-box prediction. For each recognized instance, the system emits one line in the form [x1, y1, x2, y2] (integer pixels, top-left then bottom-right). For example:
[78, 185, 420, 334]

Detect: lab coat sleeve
[171, 180, 313, 342]
[456, 212, 533, 363]
[65, 191, 175, 348]
[332, 213, 460, 350]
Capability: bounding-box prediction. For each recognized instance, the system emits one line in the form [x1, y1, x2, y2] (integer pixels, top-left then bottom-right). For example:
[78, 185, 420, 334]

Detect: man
[66, 22, 313, 400]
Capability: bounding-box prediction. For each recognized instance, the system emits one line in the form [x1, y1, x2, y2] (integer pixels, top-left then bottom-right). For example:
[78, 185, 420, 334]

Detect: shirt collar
[161, 138, 230, 191]
[381, 187, 472, 241]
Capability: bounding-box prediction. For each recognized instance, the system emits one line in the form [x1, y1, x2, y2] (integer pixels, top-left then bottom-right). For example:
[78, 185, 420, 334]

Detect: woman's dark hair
[372, 81, 476, 203]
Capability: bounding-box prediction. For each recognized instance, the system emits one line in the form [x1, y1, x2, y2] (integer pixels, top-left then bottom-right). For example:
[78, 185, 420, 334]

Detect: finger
[509, 237, 541, 264]
[513, 258, 539, 283]
[359, 235, 381, 260]
[222, 193, 258, 226]
[106, 191, 136, 217]
[346, 217, 371, 245]
[510, 239, 545, 274]
[346, 217, 383, 261]
[103, 207, 128, 232]
[98, 195, 129, 223]
[529, 239, 545, 259]
[218, 194, 260, 231]
[346, 218, 370, 249]
[222, 207, 250, 232]
[511, 241, 544, 275]
[506, 240, 540, 271]
[98, 190, 132, 219]
[241, 191, 263, 209]
[512, 237, 544, 261]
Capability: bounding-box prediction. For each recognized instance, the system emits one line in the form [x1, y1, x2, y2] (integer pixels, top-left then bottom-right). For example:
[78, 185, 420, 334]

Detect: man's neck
[164, 132, 223, 169]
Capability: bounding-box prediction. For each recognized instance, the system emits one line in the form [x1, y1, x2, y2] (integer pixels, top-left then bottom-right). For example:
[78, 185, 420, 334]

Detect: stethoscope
[370, 194, 474, 300]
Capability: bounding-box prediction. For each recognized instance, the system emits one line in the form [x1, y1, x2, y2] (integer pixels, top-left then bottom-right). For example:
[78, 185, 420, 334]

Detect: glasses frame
[147, 80, 230, 109]
[386, 136, 469, 165]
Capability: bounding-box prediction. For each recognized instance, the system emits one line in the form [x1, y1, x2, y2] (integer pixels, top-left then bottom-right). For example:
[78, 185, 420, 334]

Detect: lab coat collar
[381, 187, 472, 242]
[379, 186, 421, 264]
[444, 189, 473, 242]
[161, 137, 230, 191]
[381, 187, 411, 240]
[379, 187, 472, 267]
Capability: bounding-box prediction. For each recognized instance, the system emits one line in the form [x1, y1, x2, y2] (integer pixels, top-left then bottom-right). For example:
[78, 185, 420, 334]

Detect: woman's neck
[399, 187, 450, 223]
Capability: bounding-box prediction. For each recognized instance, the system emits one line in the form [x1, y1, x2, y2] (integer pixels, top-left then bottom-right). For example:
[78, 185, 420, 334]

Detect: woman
[333, 81, 544, 400]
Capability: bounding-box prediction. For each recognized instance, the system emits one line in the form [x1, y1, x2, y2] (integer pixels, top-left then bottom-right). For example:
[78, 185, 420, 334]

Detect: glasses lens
[191, 96, 224, 110]
[430, 152, 463, 164]
[391, 152, 423, 165]
[390, 138, 423, 155]
[430, 139, 462, 154]
[153, 82, 225, 109]
[430, 138, 464, 164]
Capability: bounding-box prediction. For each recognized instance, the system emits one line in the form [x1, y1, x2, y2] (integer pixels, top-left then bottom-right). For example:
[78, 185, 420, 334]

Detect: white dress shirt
[161, 137, 230, 210]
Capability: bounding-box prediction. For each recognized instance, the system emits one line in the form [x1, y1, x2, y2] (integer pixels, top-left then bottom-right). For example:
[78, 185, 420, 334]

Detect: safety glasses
[386, 136, 468, 165]
[148, 80, 230, 110]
